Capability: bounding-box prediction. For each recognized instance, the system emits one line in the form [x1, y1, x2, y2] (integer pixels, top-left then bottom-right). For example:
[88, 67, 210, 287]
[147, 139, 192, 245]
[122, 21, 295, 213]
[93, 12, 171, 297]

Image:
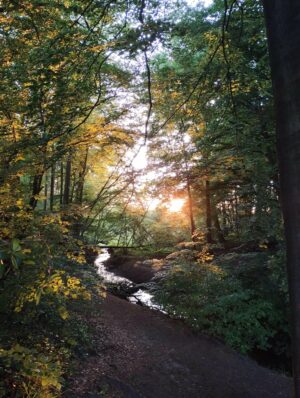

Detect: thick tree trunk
[205, 180, 213, 243]
[263, 2, 300, 396]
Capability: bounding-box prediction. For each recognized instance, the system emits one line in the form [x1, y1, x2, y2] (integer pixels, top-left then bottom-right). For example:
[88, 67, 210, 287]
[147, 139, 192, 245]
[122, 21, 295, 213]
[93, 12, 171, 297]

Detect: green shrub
[155, 255, 290, 355]
[0, 344, 63, 398]
[0, 215, 104, 397]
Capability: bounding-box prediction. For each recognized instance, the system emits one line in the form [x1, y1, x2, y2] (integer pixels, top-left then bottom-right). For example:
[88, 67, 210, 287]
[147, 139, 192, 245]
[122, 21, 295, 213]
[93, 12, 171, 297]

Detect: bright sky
[124, 0, 214, 211]
[186, 0, 213, 7]
[168, 198, 185, 212]
[132, 145, 148, 170]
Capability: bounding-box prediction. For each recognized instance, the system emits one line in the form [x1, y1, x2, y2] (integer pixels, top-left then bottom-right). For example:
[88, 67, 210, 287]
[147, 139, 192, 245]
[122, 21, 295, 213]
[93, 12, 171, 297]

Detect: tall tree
[150, 0, 279, 243]
[263, 1, 300, 395]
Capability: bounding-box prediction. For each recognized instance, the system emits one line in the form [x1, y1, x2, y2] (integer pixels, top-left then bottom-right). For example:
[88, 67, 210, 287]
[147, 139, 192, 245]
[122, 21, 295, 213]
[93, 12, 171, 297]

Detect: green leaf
[35, 290, 42, 305]
[58, 306, 69, 320]
[11, 256, 18, 271]
[23, 260, 35, 265]
[12, 239, 21, 252]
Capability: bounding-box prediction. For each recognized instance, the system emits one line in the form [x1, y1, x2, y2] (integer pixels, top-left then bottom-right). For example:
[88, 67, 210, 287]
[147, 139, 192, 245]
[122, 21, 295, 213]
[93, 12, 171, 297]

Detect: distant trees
[149, 0, 279, 244]
[0, 0, 288, 258]
[0, 0, 140, 241]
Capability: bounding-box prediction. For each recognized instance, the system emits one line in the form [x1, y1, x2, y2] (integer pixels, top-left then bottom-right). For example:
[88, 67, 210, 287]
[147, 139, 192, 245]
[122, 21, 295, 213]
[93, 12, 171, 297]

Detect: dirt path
[66, 294, 292, 398]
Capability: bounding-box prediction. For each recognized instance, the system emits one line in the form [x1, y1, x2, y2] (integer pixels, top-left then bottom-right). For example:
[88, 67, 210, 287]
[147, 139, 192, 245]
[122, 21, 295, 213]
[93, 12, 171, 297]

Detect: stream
[95, 249, 162, 310]
[94, 249, 291, 374]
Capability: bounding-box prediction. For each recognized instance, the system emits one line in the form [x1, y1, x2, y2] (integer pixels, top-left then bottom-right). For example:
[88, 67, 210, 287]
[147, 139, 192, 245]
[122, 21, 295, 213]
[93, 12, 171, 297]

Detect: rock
[176, 241, 204, 251]
[108, 281, 135, 299]
[139, 258, 165, 269]
[106, 255, 163, 283]
[151, 269, 169, 283]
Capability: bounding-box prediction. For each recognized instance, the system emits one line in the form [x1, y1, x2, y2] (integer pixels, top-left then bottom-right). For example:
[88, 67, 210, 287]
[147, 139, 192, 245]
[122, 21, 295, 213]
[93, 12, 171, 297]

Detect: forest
[0, 0, 299, 397]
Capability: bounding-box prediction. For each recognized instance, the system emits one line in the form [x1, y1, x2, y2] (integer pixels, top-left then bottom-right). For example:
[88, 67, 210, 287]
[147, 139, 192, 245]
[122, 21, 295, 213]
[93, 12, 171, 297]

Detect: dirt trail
[66, 294, 292, 398]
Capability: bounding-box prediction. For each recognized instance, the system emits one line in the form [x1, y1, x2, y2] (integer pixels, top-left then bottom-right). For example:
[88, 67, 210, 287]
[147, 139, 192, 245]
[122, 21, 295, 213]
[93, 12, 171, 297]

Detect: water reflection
[95, 249, 163, 311]
[128, 289, 164, 311]
[95, 249, 133, 285]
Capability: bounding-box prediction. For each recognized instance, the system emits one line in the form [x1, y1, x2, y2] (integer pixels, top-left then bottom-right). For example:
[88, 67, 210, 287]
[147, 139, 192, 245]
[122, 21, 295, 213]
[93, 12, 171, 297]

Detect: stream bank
[93, 244, 292, 375]
[64, 245, 292, 397]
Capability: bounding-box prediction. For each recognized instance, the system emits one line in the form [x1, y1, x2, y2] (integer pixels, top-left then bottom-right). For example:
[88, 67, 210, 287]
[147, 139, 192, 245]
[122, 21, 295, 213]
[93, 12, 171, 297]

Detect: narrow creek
[94, 249, 291, 374]
[95, 249, 162, 311]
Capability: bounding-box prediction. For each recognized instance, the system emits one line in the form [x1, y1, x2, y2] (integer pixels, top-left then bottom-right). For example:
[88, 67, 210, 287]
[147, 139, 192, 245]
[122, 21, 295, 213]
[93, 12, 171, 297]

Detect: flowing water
[95, 249, 132, 285]
[95, 249, 162, 311]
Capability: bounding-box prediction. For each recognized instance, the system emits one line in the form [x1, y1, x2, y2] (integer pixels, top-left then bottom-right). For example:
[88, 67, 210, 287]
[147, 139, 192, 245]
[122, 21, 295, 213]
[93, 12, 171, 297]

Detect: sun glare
[168, 198, 185, 213]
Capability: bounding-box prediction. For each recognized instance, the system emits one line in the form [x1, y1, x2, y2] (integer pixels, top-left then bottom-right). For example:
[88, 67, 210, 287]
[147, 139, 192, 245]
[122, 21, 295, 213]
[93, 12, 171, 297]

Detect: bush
[154, 253, 290, 355]
[0, 213, 104, 397]
[0, 344, 63, 398]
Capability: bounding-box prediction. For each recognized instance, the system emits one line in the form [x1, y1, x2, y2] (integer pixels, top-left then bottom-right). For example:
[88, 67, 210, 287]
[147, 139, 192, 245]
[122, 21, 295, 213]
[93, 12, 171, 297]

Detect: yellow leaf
[58, 306, 69, 320]
[16, 199, 23, 208]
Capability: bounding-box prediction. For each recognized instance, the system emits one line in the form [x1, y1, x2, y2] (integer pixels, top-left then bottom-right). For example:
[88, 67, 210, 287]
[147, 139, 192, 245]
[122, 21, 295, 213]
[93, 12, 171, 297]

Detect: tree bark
[43, 172, 48, 211]
[187, 176, 196, 239]
[205, 180, 213, 243]
[60, 162, 64, 206]
[76, 147, 88, 204]
[63, 155, 71, 205]
[70, 172, 76, 204]
[212, 203, 225, 244]
[263, 2, 300, 395]
[29, 174, 43, 209]
[50, 164, 55, 211]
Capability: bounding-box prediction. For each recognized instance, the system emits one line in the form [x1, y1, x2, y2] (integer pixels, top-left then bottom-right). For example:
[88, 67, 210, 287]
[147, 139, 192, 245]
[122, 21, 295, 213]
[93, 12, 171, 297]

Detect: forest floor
[65, 291, 292, 398]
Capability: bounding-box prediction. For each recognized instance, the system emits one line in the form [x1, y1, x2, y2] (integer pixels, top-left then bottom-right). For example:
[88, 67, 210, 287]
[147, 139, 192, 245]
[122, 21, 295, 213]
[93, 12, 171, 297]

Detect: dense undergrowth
[154, 245, 291, 372]
[0, 213, 104, 398]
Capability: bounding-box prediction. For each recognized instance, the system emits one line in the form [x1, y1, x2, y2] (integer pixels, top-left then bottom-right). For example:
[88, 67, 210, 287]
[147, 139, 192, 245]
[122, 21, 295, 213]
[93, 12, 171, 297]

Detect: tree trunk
[212, 203, 225, 244]
[187, 176, 196, 239]
[205, 180, 213, 243]
[76, 147, 88, 204]
[234, 190, 240, 238]
[43, 172, 48, 211]
[70, 172, 76, 204]
[221, 202, 228, 231]
[263, 2, 300, 395]
[60, 162, 64, 206]
[29, 174, 43, 209]
[63, 155, 71, 205]
[50, 164, 55, 211]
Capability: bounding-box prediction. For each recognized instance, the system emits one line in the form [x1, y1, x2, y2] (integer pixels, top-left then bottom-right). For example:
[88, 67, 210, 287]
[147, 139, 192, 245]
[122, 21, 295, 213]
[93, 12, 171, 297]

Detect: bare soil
[65, 293, 292, 398]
